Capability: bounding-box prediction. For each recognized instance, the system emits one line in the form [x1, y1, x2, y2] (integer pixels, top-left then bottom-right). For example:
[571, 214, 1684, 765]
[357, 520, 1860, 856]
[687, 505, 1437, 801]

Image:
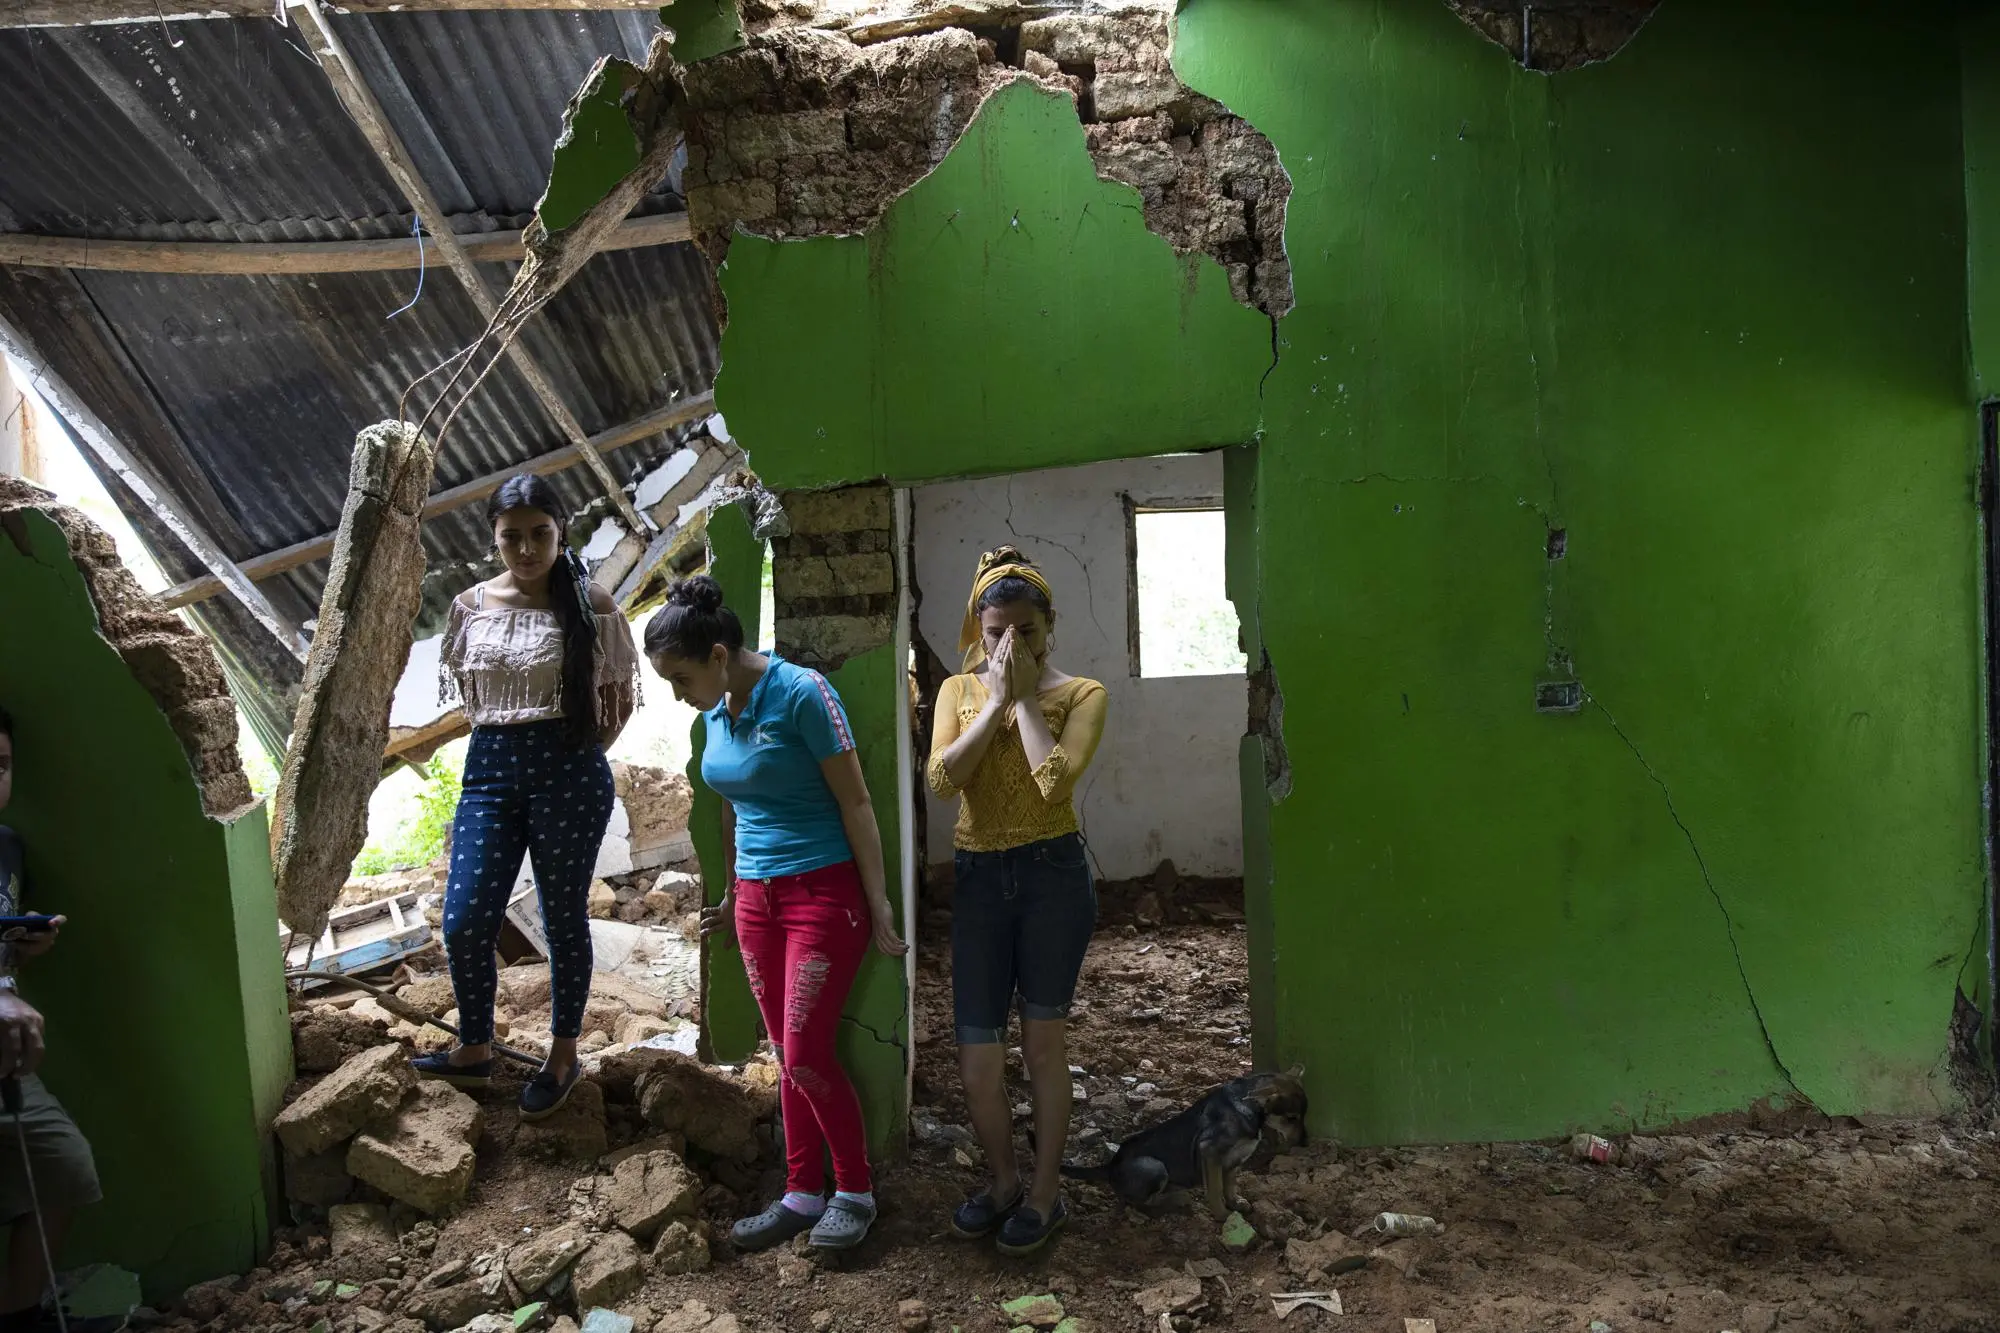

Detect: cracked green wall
[0, 509, 287, 1300]
[697, 0, 1980, 1144]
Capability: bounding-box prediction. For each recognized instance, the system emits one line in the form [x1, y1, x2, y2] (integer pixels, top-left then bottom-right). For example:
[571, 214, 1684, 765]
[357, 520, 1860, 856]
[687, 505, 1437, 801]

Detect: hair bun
[670, 574, 727, 613]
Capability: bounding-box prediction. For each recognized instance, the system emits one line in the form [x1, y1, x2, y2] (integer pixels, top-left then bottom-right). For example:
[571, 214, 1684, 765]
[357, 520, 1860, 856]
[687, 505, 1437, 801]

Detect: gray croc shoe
[807, 1195, 877, 1251]
[730, 1199, 820, 1252]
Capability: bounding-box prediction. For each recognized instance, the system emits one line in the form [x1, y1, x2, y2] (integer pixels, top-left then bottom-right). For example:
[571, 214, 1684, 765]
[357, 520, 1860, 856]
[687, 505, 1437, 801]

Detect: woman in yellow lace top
[927, 546, 1107, 1256]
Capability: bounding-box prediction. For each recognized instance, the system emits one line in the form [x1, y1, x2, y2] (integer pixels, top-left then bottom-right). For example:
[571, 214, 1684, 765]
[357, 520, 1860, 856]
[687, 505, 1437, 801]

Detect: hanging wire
[156, 4, 185, 49]
[386, 215, 427, 320]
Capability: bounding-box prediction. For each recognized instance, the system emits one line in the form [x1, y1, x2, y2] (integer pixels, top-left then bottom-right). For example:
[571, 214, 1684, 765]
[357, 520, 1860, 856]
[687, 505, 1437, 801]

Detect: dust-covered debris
[228, 917, 2000, 1333]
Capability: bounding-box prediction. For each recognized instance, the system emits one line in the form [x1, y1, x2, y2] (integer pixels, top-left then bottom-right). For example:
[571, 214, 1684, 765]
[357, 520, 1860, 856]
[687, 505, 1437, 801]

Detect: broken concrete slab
[274, 1043, 416, 1157]
[570, 1231, 645, 1309]
[345, 1081, 484, 1214]
[507, 1222, 591, 1294]
[271, 421, 438, 944]
[401, 1271, 505, 1331]
[650, 1219, 711, 1275]
[605, 1148, 701, 1240]
[633, 1052, 776, 1162]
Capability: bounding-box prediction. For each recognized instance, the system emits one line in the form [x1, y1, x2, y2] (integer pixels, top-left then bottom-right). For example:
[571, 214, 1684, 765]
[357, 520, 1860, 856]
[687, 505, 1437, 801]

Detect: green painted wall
[0, 509, 289, 1300]
[689, 504, 910, 1154]
[714, 80, 1269, 487]
[700, 1, 1982, 1144]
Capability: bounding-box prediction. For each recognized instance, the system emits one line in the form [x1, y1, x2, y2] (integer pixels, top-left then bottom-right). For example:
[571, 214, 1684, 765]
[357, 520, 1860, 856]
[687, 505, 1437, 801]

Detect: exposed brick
[777, 613, 896, 672]
[1094, 69, 1185, 121]
[775, 553, 895, 601]
[726, 109, 848, 162]
[1094, 140, 1180, 191]
[782, 485, 893, 535]
[690, 178, 777, 232]
[1020, 12, 1168, 66]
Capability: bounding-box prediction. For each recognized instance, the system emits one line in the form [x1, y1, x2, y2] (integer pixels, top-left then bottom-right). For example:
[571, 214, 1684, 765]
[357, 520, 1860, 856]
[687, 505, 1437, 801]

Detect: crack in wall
[975, 479, 1113, 646]
[841, 1011, 909, 1056]
[1587, 689, 1812, 1105]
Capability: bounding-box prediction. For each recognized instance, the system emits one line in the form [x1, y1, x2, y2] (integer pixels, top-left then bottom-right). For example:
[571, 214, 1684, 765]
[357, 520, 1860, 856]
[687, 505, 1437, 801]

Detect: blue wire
[387, 215, 426, 320]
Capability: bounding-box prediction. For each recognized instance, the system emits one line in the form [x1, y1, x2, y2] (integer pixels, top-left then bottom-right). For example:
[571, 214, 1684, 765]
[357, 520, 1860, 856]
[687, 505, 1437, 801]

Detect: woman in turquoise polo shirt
[644, 575, 905, 1254]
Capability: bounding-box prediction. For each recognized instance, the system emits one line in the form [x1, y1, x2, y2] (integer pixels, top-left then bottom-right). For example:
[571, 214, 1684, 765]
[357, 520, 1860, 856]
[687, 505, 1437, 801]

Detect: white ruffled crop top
[437, 585, 641, 729]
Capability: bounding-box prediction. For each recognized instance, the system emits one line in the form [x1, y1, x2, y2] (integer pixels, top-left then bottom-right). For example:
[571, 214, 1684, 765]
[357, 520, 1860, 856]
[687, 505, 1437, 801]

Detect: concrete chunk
[605, 1148, 701, 1240]
[507, 1221, 591, 1293]
[273, 1044, 416, 1157]
[271, 422, 437, 942]
[345, 1081, 483, 1215]
[570, 1232, 645, 1309]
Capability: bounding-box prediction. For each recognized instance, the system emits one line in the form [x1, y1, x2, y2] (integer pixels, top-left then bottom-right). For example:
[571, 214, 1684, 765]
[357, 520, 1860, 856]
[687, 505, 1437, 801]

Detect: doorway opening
[899, 449, 1258, 1170]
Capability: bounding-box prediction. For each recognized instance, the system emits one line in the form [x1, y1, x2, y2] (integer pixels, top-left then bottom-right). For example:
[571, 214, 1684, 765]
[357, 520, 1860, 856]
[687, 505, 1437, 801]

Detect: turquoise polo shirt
[700, 656, 857, 880]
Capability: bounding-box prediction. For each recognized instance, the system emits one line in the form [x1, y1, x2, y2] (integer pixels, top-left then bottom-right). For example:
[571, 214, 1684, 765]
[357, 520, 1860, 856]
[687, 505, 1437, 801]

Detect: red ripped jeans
[734, 860, 872, 1195]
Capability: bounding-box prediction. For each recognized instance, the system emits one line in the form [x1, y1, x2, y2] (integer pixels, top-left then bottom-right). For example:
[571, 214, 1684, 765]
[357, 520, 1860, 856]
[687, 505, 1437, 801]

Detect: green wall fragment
[538, 60, 647, 237]
[660, 0, 746, 65]
[715, 79, 1268, 489]
[0, 509, 287, 1300]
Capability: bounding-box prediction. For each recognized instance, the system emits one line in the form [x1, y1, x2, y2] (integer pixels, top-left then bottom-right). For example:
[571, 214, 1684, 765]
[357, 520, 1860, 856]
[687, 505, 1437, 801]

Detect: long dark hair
[644, 574, 746, 661]
[489, 474, 597, 746]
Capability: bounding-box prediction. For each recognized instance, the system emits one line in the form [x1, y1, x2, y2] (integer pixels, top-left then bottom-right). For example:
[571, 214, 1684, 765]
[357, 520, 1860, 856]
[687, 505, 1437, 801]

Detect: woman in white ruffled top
[412, 473, 639, 1122]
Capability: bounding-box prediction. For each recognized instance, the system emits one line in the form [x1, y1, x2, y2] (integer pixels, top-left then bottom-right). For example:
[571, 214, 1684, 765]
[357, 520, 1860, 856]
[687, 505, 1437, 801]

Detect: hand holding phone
[0, 915, 63, 958]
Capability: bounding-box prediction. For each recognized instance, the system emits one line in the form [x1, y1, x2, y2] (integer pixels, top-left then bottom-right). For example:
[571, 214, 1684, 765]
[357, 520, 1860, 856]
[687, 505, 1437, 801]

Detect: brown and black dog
[1056, 1070, 1308, 1219]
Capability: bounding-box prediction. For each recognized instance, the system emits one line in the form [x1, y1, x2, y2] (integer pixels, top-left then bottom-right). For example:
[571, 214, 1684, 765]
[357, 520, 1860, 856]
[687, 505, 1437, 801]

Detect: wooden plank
[0, 212, 691, 275]
[159, 393, 715, 608]
[0, 312, 312, 660]
[1, 0, 659, 25]
[291, 0, 653, 536]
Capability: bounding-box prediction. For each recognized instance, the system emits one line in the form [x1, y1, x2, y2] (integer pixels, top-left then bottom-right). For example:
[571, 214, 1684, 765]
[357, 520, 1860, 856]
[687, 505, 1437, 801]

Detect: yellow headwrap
[958, 547, 1054, 672]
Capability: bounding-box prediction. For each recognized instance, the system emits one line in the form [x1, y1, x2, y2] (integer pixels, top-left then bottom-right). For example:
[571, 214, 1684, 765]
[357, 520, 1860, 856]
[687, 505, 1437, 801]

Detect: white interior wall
[913, 453, 1244, 882]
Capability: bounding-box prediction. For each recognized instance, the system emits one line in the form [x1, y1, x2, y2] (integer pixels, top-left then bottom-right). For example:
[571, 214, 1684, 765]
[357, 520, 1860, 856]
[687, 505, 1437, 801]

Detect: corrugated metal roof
[0, 7, 717, 747]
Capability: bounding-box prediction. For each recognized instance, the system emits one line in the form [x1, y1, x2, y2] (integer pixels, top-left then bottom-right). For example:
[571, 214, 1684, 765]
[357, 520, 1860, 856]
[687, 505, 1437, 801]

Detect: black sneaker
[730, 1199, 820, 1252]
[518, 1062, 580, 1121]
[951, 1184, 1023, 1239]
[411, 1050, 493, 1090]
[995, 1196, 1068, 1256]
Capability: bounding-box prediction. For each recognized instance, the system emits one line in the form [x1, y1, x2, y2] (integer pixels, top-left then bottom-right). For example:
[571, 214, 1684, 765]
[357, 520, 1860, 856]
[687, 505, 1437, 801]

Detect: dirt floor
[224, 908, 2000, 1333]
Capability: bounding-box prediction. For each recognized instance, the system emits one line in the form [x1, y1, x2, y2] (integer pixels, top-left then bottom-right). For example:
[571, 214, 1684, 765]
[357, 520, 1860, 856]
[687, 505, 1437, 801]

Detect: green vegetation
[352, 750, 463, 877]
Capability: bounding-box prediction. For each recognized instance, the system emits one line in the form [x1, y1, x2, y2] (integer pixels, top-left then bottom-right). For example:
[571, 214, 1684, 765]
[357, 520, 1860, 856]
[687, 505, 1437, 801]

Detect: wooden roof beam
[0, 1, 660, 26]
[160, 392, 717, 609]
[0, 212, 691, 276]
[289, 0, 655, 537]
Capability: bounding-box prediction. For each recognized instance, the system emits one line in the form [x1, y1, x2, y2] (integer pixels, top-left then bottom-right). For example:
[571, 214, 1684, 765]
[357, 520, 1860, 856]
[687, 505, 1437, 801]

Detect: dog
[1057, 1069, 1308, 1219]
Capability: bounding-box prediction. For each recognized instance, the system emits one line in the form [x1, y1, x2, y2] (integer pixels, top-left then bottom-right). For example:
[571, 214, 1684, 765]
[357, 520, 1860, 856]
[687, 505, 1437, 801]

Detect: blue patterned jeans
[443, 720, 615, 1044]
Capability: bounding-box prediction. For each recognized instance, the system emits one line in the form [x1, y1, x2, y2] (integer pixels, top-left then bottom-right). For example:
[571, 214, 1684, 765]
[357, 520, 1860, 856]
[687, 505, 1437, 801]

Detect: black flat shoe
[518, 1062, 580, 1121]
[995, 1196, 1068, 1256]
[411, 1050, 493, 1089]
[951, 1184, 1023, 1239]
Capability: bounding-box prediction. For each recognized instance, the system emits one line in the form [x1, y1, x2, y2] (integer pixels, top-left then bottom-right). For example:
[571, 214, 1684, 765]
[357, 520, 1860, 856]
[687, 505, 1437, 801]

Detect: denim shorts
[951, 832, 1098, 1044]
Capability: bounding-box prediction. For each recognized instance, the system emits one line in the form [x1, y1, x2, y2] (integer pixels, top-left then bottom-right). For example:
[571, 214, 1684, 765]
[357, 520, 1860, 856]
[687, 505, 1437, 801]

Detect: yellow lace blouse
[927, 673, 1108, 853]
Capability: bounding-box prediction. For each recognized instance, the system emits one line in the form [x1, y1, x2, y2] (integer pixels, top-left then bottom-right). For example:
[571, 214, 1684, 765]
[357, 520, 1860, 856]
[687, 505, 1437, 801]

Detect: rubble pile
[172, 1039, 778, 1333]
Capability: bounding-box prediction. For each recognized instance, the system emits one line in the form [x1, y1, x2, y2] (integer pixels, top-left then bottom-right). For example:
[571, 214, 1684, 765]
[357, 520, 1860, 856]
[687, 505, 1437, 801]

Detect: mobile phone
[0, 916, 57, 943]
